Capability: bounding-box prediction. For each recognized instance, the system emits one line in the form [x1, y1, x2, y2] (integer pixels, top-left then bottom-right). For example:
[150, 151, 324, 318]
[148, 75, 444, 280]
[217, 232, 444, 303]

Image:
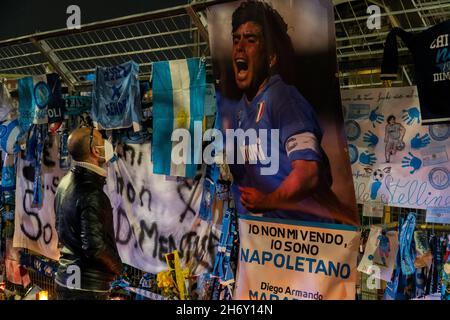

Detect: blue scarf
[32, 125, 46, 206]
[400, 213, 416, 276]
[199, 164, 220, 222]
[211, 206, 236, 300]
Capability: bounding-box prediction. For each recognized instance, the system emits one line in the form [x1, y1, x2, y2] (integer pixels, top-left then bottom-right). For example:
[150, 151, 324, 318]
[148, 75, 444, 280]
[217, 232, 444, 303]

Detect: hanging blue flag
[91, 61, 142, 132]
[152, 58, 206, 177]
[18, 77, 35, 133]
[18, 75, 52, 129]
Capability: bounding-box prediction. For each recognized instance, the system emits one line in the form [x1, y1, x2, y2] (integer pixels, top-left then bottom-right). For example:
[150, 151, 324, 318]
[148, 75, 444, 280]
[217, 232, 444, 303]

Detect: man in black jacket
[54, 126, 122, 300]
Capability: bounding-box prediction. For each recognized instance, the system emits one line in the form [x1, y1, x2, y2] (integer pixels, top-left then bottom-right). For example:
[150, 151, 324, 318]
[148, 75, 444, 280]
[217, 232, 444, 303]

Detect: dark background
[0, 0, 187, 41]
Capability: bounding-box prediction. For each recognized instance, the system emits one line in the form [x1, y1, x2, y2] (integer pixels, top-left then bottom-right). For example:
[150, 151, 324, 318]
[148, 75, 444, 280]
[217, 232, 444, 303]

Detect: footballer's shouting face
[232, 21, 272, 98]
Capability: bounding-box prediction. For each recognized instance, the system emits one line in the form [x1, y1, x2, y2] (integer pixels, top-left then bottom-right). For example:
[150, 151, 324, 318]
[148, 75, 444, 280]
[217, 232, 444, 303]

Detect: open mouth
[235, 58, 249, 76]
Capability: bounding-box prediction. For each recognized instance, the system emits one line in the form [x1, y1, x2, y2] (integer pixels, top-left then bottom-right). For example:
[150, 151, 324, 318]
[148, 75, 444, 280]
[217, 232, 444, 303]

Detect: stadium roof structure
[0, 0, 449, 91]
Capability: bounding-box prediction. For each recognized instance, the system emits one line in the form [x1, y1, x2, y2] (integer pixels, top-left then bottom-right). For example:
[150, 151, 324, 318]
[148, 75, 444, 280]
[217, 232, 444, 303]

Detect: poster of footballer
[207, 0, 359, 226]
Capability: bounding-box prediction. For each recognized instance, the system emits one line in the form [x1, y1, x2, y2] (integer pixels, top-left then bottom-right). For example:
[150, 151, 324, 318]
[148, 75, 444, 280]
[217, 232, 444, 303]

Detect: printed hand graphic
[359, 151, 377, 166]
[402, 107, 420, 125]
[410, 133, 431, 149]
[363, 130, 379, 148]
[402, 152, 422, 174]
[369, 107, 384, 128]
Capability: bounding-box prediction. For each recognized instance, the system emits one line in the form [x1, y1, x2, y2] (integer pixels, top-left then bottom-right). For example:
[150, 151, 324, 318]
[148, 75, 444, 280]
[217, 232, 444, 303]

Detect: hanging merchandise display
[378, 214, 450, 300]
[357, 225, 399, 282]
[381, 20, 450, 124]
[341, 87, 450, 210]
[152, 57, 206, 178]
[91, 61, 142, 132]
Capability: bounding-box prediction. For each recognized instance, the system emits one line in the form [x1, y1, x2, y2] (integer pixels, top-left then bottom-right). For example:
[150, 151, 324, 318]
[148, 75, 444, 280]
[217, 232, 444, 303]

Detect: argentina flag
[152, 58, 206, 177]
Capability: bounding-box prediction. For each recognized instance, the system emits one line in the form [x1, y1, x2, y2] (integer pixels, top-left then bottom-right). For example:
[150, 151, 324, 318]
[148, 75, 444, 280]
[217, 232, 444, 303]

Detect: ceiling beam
[30, 38, 77, 92]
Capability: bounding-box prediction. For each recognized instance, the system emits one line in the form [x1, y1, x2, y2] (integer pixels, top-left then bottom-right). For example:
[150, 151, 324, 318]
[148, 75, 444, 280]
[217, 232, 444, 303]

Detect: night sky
[0, 0, 188, 41]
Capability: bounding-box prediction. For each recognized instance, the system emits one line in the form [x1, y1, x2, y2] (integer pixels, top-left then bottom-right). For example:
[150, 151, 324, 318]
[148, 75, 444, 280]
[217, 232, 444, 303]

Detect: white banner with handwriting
[341, 86, 450, 209]
[106, 143, 219, 274]
[234, 216, 359, 300]
[13, 134, 63, 261]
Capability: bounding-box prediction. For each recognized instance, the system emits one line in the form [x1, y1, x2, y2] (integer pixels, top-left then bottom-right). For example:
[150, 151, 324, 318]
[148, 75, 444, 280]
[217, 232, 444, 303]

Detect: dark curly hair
[231, 0, 296, 84]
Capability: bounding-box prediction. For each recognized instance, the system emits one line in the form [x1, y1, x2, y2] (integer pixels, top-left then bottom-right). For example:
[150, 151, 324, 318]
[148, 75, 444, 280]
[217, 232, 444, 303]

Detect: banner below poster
[234, 216, 359, 300]
[341, 86, 450, 210]
[106, 143, 219, 274]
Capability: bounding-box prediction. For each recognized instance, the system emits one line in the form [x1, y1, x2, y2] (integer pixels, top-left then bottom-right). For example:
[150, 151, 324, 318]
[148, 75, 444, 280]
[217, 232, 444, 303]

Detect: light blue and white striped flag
[152, 58, 206, 177]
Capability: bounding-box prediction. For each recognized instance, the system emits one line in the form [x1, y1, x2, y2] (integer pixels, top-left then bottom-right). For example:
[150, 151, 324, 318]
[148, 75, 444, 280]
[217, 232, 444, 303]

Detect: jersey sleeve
[269, 85, 323, 163]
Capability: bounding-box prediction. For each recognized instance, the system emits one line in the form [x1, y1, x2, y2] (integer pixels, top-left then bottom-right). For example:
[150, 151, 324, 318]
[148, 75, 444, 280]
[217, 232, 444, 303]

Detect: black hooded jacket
[55, 165, 122, 291]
